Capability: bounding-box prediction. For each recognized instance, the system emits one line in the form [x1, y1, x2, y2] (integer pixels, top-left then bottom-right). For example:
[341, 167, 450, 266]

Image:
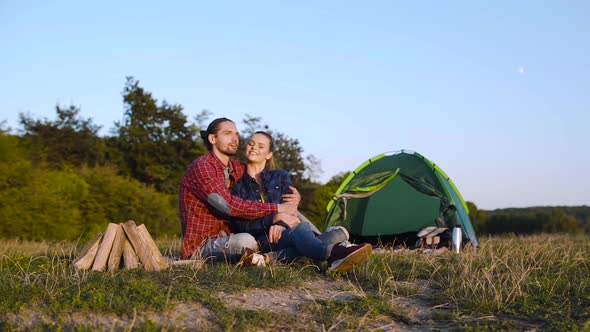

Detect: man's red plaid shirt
[179, 153, 278, 259]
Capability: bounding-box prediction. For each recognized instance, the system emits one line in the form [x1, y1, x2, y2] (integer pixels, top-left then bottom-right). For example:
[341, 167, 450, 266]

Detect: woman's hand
[282, 186, 301, 206]
[269, 225, 286, 243]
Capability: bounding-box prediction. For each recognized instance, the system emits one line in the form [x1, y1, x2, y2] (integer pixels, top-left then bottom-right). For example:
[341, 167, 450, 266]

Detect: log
[74, 232, 102, 263]
[92, 223, 119, 272]
[123, 237, 140, 269]
[121, 220, 156, 271]
[107, 224, 126, 272]
[73, 233, 103, 270]
[137, 224, 169, 270]
[169, 259, 203, 268]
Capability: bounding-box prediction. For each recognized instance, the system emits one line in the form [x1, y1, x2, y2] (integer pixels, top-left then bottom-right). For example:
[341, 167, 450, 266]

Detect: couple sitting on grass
[179, 117, 372, 272]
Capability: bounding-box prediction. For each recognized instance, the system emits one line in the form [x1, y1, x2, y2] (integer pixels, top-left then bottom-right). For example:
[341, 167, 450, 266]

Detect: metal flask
[452, 226, 462, 253]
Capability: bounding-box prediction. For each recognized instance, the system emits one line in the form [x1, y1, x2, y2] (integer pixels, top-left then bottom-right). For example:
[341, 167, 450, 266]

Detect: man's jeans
[260, 222, 348, 263]
[196, 232, 259, 263]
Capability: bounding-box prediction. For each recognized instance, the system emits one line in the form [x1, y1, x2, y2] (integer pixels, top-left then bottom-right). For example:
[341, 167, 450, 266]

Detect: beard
[219, 144, 238, 156]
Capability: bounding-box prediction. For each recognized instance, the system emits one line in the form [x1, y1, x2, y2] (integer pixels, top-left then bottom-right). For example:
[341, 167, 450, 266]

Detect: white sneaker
[240, 248, 267, 267]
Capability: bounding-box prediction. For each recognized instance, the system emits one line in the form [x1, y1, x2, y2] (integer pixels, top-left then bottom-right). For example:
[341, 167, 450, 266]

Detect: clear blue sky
[1, 1, 589, 210]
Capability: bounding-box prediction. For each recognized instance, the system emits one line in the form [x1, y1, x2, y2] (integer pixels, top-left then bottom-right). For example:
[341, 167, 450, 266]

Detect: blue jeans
[197, 232, 259, 263]
[260, 222, 348, 263]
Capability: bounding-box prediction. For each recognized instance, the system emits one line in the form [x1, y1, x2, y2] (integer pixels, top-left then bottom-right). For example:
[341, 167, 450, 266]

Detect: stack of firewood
[73, 220, 169, 272]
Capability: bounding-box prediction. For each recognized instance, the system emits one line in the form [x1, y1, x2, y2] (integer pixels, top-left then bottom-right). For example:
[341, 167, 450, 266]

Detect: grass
[357, 234, 590, 330]
[0, 234, 589, 330]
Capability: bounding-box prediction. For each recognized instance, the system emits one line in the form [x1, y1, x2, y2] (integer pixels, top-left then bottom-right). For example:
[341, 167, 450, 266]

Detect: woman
[231, 131, 372, 272]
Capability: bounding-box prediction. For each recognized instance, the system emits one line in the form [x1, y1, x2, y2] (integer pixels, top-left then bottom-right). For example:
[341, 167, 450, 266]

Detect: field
[0, 234, 589, 331]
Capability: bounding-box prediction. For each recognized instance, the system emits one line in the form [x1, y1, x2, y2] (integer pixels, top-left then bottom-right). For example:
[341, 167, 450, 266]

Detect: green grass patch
[299, 296, 397, 330]
[459, 320, 520, 331]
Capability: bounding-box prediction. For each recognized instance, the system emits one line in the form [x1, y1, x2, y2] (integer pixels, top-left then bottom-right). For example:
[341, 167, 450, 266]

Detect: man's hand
[268, 225, 286, 243]
[272, 212, 289, 223]
[282, 186, 301, 207]
[277, 202, 298, 216]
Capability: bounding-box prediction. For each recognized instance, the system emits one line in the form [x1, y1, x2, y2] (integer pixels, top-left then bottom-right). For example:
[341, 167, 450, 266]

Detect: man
[179, 117, 299, 261]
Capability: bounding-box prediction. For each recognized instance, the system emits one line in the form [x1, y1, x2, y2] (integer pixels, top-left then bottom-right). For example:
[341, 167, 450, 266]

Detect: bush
[0, 134, 179, 241]
[79, 165, 179, 239]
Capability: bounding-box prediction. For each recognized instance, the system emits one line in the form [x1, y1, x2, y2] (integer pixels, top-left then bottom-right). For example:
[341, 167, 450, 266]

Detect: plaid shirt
[179, 153, 278, 259]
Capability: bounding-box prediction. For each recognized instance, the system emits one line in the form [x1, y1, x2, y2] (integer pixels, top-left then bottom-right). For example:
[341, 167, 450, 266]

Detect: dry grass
[0, 238, 77, 257]
[355, 234, 590, 330]
[434, 235, 588, 312]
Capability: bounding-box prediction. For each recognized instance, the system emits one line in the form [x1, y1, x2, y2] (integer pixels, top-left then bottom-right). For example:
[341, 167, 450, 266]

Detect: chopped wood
[92, 223, 119, 272]
[137, 224, 169, 270]
[74, 220, 170, 272]
[107, 224, 125, 272]
[73, 232, 103, 270]
[121, 220, 157, 271]
[75, 232, 103, 261]
[123, 238, 140, 269]
[169, 259, 203, 268]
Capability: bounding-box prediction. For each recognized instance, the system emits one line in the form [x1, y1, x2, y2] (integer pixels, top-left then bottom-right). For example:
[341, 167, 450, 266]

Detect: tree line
[1, 77, 587, 241]
[467, 203, 589, 236]
[0, 77, 341, 241]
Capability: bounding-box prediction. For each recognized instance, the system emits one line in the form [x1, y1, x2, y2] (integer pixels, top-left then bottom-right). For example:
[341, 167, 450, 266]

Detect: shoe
[325, 226, 350, 241]
[327, 242, 372, 272]
[417, 226, 438, 238]
[240, 248, 267, 267]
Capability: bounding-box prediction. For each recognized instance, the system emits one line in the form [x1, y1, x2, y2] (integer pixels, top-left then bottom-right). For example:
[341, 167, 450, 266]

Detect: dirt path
[219, 278, 446, 331]
[220, 279, 360, 316]
[3, 279, 453, 331]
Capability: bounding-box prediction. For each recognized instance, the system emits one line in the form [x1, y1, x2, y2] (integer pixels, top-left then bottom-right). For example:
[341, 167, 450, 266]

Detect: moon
[519, 66, 525, 75]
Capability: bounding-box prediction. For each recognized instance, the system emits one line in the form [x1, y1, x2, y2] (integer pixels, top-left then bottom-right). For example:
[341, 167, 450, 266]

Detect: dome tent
[324, 150, 478, 248]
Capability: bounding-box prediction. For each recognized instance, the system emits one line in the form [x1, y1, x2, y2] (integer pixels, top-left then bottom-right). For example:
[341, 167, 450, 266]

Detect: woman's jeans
[193, 223, 348, 264]
[260, 222, 348, 263]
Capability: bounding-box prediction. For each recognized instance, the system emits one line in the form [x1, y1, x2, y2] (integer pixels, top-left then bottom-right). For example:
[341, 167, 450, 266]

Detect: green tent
[324, 150, 478, 248]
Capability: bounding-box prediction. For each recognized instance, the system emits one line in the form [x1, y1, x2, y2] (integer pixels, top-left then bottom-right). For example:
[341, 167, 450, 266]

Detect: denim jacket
[230, 169, 292, 235]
